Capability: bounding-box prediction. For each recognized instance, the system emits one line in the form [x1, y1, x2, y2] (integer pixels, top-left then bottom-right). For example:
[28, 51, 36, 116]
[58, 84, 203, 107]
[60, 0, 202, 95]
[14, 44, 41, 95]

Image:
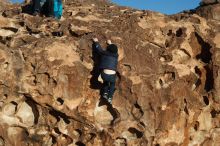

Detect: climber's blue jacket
[92, 42, 118, 71]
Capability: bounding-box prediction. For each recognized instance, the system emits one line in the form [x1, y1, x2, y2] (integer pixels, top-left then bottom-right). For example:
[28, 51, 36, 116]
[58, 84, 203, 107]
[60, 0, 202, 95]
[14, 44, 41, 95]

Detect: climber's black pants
[46, 0, 54, 17]
[32, 0, 41, 13]
[101, 72, 116, 99]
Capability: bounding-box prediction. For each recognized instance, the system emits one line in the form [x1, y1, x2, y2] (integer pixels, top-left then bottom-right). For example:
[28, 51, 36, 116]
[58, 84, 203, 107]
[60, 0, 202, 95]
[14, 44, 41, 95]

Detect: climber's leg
[32, 0, 41, 15]
[107, 75, 116, 104]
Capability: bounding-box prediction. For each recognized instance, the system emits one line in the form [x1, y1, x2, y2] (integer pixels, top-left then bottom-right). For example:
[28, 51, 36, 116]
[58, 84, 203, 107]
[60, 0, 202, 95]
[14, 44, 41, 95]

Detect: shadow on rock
[98, 98, 121, 126]
[90, 43, 102, 90]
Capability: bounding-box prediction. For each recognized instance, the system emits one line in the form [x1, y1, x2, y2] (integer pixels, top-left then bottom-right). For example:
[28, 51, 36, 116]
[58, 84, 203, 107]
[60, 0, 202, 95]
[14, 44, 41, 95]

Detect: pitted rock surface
[0, 0, 220, 146]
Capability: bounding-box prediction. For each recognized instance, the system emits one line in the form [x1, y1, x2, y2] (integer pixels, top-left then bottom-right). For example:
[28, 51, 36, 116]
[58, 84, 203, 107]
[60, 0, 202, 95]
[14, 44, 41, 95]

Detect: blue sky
[11, 0, 201, 14]
[111, 0, 201, 14]
[11, 0, 24, 3]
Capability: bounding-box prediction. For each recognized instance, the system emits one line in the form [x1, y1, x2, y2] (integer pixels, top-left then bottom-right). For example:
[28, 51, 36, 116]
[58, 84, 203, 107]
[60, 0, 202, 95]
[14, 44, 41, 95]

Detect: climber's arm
[92, 38, 105, 54]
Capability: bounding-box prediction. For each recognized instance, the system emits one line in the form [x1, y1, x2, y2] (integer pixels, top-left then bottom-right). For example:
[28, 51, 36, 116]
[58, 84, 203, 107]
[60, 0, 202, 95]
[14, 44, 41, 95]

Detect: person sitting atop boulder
[92, 38, 119, 104]
[32, 0, 63, 19]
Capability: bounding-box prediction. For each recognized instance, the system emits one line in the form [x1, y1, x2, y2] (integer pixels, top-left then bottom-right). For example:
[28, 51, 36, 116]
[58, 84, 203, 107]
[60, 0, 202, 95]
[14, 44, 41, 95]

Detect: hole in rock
[51, 78, 58, 87]
[10, 101, 18, 106]
[3, 62, 9, 69]
[180, 48, 191, 58]
[176, 28, 183, 37]
[57, 97, 64, 105]
[204, 65, 214, 92]
[184, 106, 189, 115]
[165, 72, 175, 81]
[195, 32, 212, 63]
[128, 127, 143, 138]
[210, 109, 220, 118]
[155, 144, 160, 146]
[132, 102, 144, 119]
[123, 64, 132, 71]
[6, 36, 12, 42]
[1, 27, 18, 33]
[194, 66, 202, 77]
[19, 21, 25, 27]
[140, 122, 145, 127]
[184, 98, 187, 103]
[195, 79, 201, 88]
[161, 54, 173, 62]
[159, 79, 163, 86]
[49, 108, 70, 124]
[75, 129, 83, 137]
[3, 94, 8, 99]
[140, 15, 144, 19]
[75, 141, 85, 146]
[31, 63, 36, 70]
[194, 121, 199, 131]
[33, 78, 37, 85]
[203, 96, 209, 106]
[54, 127, 61, 135]
[167, 30, 173, 36]
[85, 32, 91, 35]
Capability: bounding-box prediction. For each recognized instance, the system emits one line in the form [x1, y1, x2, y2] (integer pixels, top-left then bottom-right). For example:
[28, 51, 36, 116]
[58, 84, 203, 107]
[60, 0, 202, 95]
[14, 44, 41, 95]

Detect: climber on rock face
[92, 38, 119, 104]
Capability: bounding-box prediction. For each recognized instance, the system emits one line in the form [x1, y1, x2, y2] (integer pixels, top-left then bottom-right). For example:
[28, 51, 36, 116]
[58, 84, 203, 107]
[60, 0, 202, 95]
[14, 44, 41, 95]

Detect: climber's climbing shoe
[107, 97, 112, 104]
[102, 93, 108, 100]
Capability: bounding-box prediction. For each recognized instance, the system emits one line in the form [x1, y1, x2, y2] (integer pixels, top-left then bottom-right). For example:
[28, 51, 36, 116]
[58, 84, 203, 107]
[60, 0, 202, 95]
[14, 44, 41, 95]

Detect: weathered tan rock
[15, 101, 35, 127]
[94, 103, 113, 126]
[0, 0, 9, 11]
[0, 0, 219, 145]
[196, 3, 220, 20]
[7, 127, 28, 146]
[2, 103, 16, 116]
